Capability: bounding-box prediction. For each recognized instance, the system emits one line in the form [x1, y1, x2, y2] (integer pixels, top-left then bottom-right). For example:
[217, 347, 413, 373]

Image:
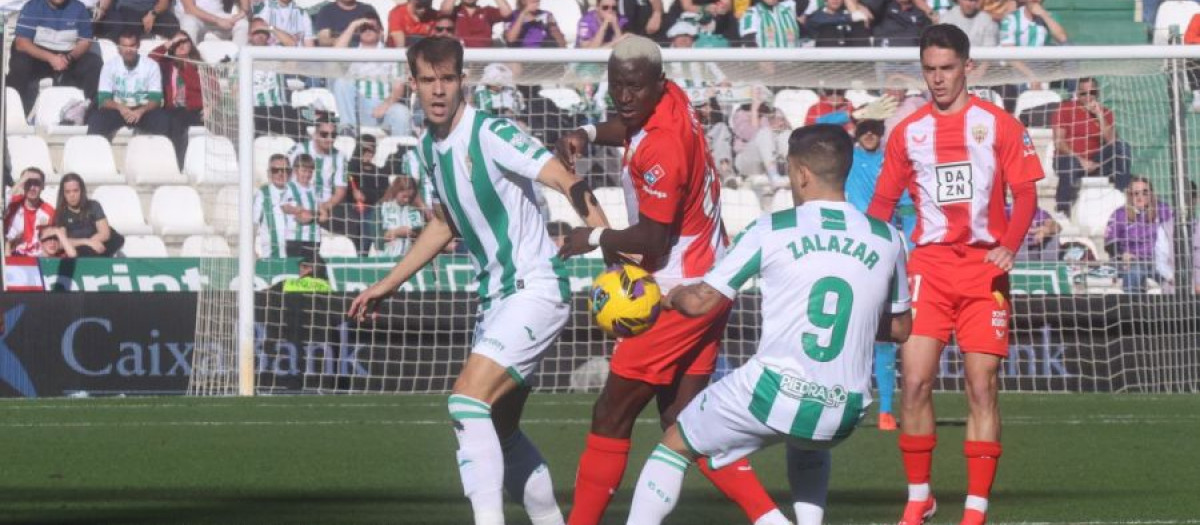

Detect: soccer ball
[590, 264, 662, 338]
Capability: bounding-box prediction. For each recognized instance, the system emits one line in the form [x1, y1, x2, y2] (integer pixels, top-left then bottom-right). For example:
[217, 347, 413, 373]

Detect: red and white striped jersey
[620, 81, 727, 290]
[4, 195, 55, 257]
[870, 96, 1044, 247]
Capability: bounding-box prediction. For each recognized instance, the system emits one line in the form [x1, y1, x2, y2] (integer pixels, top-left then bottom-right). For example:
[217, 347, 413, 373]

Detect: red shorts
[609, 300, 732, 385]
[908, 244, 1011, 357]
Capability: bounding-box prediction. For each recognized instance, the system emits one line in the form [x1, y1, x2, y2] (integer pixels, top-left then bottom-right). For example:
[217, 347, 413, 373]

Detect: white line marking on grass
[0, 417, 660, 429]
[0, 399, 599, 410]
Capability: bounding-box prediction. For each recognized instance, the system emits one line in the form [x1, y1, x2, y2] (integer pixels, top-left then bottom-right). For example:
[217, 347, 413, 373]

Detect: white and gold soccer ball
[589, 264, 662, 338]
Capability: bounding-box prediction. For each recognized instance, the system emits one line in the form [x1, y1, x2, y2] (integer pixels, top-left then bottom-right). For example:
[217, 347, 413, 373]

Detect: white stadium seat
[8, 135, 57, 182]
[540, 185, 585, 228]
[334, 135, 357, 158]
[62, 135, 125, 185]
[149, 186, 214, 236]
[1071, 178, 1127, 238]
[124, 135, 188, 185]
[31, 86, 86, 131]
[41, 185, 59, 209]
[210, 186, 241, 237]
[197, 40, 239, 63]
[770, 188, 794, 212]
[5, 87, 33, 135]
[138, 39, 166, 57]
[181, 235, 233, 257]
[593, 186, 630, 229]
[541, 0, 582, 46]
[96, 38, 120, 65]
[185, 135, 240, 185]
[320, 235, 358, 258]
[1153, 0, 1200, 44]
[254, 136, 296, 183]
[91, 185, 154, 235]
[773, 89, 819, 129]
[1014, 89, 1062, 119]
[375, 135, 417, 167]
[720, 188, 763, 237]
[120, 235, 169, 257]
[844, 89, 878, 109]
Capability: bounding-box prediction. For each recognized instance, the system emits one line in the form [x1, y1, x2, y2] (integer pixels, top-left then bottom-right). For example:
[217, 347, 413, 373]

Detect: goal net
[190, 47, 1200, 396]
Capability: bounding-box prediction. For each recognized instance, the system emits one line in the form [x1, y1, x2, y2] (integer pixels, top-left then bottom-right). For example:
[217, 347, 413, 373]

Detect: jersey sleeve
[253, 189, 265, 225]
[997, 116, 1045, 186]
[480, 118, 553, 180]
[333, 154, 348, 187]
[628, 132, 688, 225]
[867, 125, 913, 222]
[888, 239, 911, 314]
[703, 218, 764, 299]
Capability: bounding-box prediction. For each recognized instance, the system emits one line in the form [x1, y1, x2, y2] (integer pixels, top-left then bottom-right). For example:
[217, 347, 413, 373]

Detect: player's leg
[875, 342, 898, 430]
[493, 388, 564, 525]
[625, 425, 697, 525]
[897, 335, 943, 525]
[655, 310, 789, 525]
[786, 446, 831, 525]
[451, 354, 525, 525]
[961, 352, 1003, 525]
[567, 374, 657, 525]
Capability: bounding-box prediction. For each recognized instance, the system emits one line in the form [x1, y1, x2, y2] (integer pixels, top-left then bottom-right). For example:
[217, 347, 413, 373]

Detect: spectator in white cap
[472, 63, 526, 121]
[665, 15, 727, 97]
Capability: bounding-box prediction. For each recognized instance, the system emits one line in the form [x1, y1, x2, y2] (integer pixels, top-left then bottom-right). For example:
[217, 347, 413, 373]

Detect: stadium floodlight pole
[236, 49, 256, 396]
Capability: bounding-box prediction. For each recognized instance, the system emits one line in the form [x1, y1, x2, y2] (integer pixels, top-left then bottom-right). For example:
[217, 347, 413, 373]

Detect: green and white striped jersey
[999, 7, 1054, 47]
[418, 105, 568, 309]
[283, 181, 321, 242]
[288, 140, 347, 203]
[252, 71, 287, 107]
[703, 201, 910, 421]
[376, 202, 425, 257]
[253, 183, 292, 257]
[97, 57, 163, 107]
[739, 0, 801, 48]
[472, 85, 525, 114]
[398, 148, 435, 208]
[348, 44, 400, 100]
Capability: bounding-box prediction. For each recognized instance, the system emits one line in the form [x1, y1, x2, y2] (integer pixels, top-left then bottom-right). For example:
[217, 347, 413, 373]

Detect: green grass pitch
[1, 393, 1198, 524]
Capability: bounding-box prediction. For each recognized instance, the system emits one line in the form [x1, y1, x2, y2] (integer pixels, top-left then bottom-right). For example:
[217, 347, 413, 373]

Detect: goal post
[189, 44, 1200, 396]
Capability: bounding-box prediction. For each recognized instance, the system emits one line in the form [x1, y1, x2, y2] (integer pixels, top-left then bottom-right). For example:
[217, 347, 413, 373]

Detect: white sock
[448, 394, 505, 525]
[965, 495, 989, 513]
[626, 444, 690, 525]
[502, 431, 563, 525]
[754, 508, 793, 525]
[787, 446, 830, 525]
[908, 483, 931, 502]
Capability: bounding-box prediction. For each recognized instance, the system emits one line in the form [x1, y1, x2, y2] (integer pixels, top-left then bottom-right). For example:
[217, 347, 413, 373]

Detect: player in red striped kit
[867, 25, 1044, 525]
[556, 35, 789, 525]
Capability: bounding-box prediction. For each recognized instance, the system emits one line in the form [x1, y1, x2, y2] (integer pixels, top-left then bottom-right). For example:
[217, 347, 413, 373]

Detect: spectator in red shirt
[437, 0, 512, 47]
[387, 0, 434, 47]
[1052, 77, 1131, 213]
[4, 168, 55, 257]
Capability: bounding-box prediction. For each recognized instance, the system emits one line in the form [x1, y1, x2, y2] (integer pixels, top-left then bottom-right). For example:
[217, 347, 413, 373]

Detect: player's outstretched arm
[558, 214, 670, 261]
[663, 282, 727, 318]
[552, 121, 627, 172]
[348, 206, 455, 321]
[536, 159, 611, 229]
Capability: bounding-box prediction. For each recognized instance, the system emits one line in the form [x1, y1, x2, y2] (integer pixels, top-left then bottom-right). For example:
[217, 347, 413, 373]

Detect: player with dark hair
[350, 36, 610, 525]
[867, 24, 1044, 525]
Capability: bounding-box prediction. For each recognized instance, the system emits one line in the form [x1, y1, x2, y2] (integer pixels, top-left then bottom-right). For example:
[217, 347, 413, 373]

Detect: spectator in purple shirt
[1105, 176, 1173, 293]
[577, 0, 627, 48]
[505, 0, 566, 47]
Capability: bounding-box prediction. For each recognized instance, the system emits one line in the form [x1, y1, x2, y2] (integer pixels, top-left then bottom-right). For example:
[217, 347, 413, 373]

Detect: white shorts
[676, 360, 868, 470]
[471, 290, 570, 386]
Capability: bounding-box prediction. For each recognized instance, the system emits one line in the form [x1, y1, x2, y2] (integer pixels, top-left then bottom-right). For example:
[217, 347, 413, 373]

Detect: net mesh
[189, 50, 1200, 396]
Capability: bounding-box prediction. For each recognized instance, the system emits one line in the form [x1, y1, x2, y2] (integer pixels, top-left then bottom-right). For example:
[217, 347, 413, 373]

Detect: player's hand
[557, 227, 596, 260]
[553, 129, 589, 172]
[984, 246, 1015, 272]
[348, 284, 390, 322]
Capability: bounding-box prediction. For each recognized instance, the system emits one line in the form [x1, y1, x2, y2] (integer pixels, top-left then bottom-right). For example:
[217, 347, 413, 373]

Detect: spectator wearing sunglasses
[505, 0, 566, 48]
[1052, 77, 1132, 213]
[287, 118, 348, 222]
[578, 0, 626, 48]
[1105, 177, 1174, 294]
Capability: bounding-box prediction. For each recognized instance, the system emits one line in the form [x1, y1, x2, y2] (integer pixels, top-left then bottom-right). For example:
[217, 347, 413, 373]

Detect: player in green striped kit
[623, 125, 913, 525]
[348, 37, 610, 525]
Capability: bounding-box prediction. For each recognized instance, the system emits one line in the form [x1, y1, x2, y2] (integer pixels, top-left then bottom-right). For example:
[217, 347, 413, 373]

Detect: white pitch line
[0, 399, 600, 410]
[0, 417, 657, 429]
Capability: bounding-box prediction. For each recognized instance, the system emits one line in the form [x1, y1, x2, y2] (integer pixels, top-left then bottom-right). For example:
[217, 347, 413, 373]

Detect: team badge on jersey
[643, 164, 666, 187]
[972, 124, 989, 144]
[1022, 131, 1037, 157]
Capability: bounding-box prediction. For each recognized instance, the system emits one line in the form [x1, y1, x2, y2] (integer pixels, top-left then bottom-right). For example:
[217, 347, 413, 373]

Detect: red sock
[697, 457, 778, 523]
[964, 440, 1003, 501]
[898, 433, 937, 485]
[567, 433, 631, 525]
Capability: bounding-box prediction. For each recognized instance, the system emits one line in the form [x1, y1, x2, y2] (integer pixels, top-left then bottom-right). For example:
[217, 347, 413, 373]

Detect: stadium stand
[1153, 0, 1200, 44]
[185, 136, 239, 186]
[197, 40, 240, 64]
[772, 88, 820, 129]
[181, 235, 234, 257]
[120, 235, 170, 257]
[319, 235, 358, 258]
[32, 86, 87, 132]
[8, 135, 57, 183]
[1071, 177, 1128, 240]
[5, 88, 34, 135]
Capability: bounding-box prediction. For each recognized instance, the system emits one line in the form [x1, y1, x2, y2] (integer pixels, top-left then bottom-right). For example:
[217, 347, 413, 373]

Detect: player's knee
[448, 394, 492, 422]
[901, 372, 936, 398]
[963, 374, 999, 408]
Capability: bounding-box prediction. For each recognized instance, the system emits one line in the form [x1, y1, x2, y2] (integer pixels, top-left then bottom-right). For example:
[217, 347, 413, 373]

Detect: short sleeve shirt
[454, 5, 505, 47]
[16, 0, 92, 52]
[387, 4, 433, 46]
[60, 201, 106, 240]
[1051, 100, 1114, 159]
[999, 7, 1054, 47]
[98, 56, 163, 107]
[314, 2, 379, 40]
